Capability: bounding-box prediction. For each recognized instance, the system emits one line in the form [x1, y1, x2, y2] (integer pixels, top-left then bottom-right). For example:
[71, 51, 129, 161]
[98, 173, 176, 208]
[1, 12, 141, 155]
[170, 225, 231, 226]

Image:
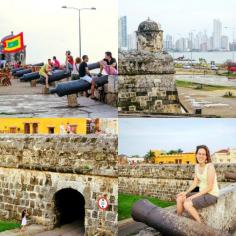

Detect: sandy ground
[177, 87, 236, 117]
[0, 78, 117, 117]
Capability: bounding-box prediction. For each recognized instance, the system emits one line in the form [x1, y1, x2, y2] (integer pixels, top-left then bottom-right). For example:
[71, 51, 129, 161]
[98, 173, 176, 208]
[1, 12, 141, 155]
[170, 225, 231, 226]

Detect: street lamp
[224, 26, 235, 62]
[62, 6, 96, 57]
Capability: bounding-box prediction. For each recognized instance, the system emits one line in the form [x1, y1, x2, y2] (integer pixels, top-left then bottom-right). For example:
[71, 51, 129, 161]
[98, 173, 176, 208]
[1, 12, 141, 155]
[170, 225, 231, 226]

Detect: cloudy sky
[0, 0, 117, 63]
[119, 0, 236, 39]
[119, 119, 236, 156]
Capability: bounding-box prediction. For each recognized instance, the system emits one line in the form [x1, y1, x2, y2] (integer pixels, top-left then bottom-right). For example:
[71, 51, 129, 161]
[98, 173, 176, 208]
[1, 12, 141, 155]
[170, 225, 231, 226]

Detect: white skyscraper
[128, 32, 137, 50]
[213, 19, 222, 50]
[221, 35, 229, 50]
[119, 16, 128, 49]
[176, 38, 187, 52]
[164, 35, 173, 50]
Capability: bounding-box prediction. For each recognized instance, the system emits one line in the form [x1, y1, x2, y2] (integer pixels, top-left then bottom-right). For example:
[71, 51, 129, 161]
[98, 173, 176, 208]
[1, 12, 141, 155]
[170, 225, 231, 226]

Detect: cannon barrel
[31, 62, 44, 67]
[37, 70, 70, 84]
[20, 72, 40, 82]
[50, 75, 108, 97]
[15, 69, 32, 77]
[88, 62, 100, 70]
[11, 67, 24, 75]
[225, 172, 236, 181]
[131, 200, 228, 236]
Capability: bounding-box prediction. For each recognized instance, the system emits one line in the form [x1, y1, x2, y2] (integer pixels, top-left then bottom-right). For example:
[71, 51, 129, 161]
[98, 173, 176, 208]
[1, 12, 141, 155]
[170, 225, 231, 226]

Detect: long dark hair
[195, 145, 211, 163]
[22, 209, 26, 218]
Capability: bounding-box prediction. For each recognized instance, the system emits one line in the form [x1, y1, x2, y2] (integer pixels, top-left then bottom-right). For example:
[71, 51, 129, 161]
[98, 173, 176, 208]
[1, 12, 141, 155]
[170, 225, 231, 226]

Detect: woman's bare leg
[45, 75, 49, 88]
[176, 195, 185, 215]
[183, 199, 202, 223]
[90, 80, 95, 97]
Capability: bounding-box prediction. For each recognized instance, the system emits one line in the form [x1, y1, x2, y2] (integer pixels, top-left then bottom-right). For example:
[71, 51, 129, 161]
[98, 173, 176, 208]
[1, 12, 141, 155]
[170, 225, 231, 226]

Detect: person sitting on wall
[79, 55, 96, 99]
[65, 50, 74, 74]
[39, 59, 52, 89]
[176, 145, 219, 223]
[98, 51, 117, 76]
[71, 57, 81, 80]
[52, 56, 61, 70]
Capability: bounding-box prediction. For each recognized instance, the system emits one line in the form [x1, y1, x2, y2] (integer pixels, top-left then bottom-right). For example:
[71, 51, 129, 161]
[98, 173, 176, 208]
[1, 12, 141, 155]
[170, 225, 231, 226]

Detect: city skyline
[119, 0, 236, 38]
[119, 119, 236, 156]
[119, 15, 235, 52]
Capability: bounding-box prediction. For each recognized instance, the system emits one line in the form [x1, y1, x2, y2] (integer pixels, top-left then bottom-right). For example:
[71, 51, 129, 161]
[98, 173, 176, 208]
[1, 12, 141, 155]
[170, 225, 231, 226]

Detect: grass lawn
[176, 80, 236, 91]
[118, 193, 175, 221]
[0, 220, 20, 232]
[218, 72, 236, 78]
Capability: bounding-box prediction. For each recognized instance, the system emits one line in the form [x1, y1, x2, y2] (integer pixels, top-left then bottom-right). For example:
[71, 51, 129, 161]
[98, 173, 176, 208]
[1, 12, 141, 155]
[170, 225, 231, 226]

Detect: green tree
[144, 150, 155, 163]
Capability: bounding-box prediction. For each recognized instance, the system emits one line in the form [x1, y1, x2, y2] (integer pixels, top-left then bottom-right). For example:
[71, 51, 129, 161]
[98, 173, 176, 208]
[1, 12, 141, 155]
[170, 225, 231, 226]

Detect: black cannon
[20, 72, 40, 82]
[11, 67, 24, 75]
[225, 172, 236, 181]
[37, 70, 71, 84]
[131, 200, 226, 236]
[88, 62, 100, 70]
[31, 62, 44, 67]
[15, 69, 32, 77]
[50, 75, 108, 97]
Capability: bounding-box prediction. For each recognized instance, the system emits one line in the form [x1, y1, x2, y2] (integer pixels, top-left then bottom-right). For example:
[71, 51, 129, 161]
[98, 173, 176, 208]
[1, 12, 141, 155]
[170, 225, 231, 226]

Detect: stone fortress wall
[0, 135, 118, 236]
[118, 164, 236, 201]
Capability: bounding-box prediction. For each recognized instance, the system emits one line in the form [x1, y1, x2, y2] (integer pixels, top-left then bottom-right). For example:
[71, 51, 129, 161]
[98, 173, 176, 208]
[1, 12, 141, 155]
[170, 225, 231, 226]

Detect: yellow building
[0, 118, 88, 135]
[152, 150, 196, 164]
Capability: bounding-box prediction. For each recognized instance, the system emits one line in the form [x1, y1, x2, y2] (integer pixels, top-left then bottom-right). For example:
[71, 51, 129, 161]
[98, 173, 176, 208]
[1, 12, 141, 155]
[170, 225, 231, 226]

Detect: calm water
[172, 51, 236, 64]
[175, 74, 236, 87]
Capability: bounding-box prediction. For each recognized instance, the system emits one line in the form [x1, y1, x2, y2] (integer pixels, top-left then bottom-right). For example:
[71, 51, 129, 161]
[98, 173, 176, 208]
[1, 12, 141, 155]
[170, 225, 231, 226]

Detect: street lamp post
[62, 6, 96, 57]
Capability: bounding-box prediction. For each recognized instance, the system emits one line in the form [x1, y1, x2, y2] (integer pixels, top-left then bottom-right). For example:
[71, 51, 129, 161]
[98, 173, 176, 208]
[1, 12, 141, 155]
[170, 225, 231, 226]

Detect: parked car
[183, 65, 192, 69]
[211, 65, 218, 70]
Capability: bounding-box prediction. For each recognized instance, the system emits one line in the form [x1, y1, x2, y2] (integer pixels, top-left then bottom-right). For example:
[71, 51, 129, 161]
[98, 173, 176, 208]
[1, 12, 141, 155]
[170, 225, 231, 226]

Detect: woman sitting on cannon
[176, 145, 219, 223]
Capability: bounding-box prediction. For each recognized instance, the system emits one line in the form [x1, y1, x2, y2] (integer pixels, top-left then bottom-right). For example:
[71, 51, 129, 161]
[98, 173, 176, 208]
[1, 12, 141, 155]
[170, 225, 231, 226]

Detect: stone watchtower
[137, 18, 163, 52]
[119, 18, 181, 114]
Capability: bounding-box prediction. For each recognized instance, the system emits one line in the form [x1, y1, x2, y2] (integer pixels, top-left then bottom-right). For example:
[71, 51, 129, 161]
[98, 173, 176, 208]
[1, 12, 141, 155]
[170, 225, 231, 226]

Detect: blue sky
[119, 119, 236, 156]
[119, 0, 236, 38]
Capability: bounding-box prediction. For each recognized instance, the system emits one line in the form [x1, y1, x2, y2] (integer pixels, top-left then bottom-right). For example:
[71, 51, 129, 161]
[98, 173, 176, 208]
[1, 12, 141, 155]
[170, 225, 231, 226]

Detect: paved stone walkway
[0, 222, 84, 236]
[0, 78, 117, 118]
[0, 224, 46, 236]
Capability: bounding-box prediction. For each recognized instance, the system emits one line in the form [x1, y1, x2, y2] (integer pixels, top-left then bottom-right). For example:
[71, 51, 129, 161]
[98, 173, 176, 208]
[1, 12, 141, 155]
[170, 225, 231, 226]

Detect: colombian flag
[2, 32, 24, 53]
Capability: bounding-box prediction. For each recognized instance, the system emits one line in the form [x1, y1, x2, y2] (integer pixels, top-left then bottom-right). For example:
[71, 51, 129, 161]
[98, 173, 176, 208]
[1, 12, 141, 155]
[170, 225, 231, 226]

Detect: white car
[183, 65, 192, 69]
[211, 65, 218, 70]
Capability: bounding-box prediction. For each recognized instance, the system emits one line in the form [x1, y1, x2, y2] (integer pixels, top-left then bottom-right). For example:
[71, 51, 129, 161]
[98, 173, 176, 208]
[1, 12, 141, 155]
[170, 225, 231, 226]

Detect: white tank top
[195, 163, 219, 197]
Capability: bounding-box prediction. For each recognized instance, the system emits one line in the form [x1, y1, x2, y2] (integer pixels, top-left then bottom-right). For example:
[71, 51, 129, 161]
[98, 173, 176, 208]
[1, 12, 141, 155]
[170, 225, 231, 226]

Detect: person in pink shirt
[52, 56, 60, 70]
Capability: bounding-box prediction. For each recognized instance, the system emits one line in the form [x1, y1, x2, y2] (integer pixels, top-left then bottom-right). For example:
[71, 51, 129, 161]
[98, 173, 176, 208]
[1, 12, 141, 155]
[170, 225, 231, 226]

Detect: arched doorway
[53, 188, 85, 227]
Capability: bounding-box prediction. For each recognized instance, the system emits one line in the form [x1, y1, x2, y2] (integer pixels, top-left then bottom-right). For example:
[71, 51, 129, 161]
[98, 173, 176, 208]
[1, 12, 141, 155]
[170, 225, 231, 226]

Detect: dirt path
[177, 87, 236, 117]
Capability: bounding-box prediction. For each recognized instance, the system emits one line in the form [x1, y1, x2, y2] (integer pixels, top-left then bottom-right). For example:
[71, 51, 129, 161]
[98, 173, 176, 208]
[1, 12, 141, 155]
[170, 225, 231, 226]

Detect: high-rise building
[200, 31, 208, 51]
[176, 38, 187, 52]
[221, 35, 229, 50]
[119, 16, 128, 49]
[208, 36, 214, 51]
[188, 32, 194, 51]
[164, 34, 173, 50]
[213, 19, 222, 50]
[128, 32, 137, 50]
